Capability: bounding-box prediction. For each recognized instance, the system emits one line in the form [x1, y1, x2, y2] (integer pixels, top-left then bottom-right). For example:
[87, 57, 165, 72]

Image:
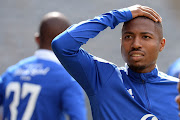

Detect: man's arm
[52, 5, 161, 94]
[62, 80, 87, 120]
[52, 7, 132, 95]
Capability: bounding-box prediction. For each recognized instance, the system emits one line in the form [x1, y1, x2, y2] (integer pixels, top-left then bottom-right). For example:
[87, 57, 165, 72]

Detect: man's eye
[124, 35, 132, 39]
[142, 36, 151, 39]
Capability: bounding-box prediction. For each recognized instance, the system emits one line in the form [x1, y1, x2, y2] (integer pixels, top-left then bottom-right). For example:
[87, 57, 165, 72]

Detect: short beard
[129, 65, 146, 73]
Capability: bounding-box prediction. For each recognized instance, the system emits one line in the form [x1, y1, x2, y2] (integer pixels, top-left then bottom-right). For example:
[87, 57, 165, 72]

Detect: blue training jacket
[0, 49, 87, 120]
[52, 8, 179, 120]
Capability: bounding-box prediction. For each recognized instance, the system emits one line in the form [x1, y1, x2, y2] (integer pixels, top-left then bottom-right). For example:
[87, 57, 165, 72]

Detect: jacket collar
[125, 63, 159, 83]
[34, 49, 61, 64]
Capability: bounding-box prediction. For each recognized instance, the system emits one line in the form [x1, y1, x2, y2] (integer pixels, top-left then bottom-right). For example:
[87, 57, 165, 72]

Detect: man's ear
[159, 37, 166, 52]
[35, 32, 40, 45]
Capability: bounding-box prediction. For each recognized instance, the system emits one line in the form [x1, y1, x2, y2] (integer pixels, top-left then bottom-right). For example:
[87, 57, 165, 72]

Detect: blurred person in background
[52, 4, 179, 120]
[0, 12, 87, 120]
[167, 58, 180, 78]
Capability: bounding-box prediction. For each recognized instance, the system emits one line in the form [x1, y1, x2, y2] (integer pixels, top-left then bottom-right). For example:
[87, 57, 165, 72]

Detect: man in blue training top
[0, 12, 87, 120]
[52, 5, 179, 120]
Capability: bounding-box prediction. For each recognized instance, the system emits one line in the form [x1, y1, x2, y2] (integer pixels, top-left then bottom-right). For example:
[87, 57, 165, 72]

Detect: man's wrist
[118, 8, 133, 21]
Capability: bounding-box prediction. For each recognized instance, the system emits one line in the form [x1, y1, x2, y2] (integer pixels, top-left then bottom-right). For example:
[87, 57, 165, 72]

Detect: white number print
[6, 82, 41, 120]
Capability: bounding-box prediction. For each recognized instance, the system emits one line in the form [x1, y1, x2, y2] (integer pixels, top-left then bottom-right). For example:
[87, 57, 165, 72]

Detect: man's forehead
[127, 16, 155, 23]
[122, 17, 157, 33]
[125, 17, 155, 27]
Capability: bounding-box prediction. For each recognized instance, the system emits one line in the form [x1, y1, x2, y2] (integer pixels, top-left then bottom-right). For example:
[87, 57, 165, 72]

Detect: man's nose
[131, 37, 142, 49]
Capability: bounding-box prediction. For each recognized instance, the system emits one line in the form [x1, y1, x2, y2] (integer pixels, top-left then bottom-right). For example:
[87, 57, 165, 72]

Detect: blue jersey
[0, 49, 87, 120]
[52, 8, 179, 120]
[167, 58, 180, 78]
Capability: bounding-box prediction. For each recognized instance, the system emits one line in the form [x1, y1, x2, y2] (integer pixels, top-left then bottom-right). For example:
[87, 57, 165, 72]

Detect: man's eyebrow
[122, 32, 134, 34]
[141, 32, 153, 35]
[122, 32, 154, 35]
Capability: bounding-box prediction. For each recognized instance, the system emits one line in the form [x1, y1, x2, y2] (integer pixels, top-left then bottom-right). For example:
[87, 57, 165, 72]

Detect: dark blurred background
[0, 0, 180, 119]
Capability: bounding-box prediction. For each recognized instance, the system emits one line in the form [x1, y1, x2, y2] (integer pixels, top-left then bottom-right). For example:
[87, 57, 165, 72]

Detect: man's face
[121, 17, 165, 73]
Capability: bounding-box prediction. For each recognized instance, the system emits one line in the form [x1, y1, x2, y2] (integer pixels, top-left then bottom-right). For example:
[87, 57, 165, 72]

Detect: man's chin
[129, 64, 146, 72]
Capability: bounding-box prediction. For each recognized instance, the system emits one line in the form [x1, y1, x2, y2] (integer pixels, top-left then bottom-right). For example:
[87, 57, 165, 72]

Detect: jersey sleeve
[61, 79, 87, 120]
[52, 8, 132, 95]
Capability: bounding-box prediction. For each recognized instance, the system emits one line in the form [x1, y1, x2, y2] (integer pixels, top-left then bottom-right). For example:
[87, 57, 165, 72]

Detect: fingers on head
[139, 5, 161, 22]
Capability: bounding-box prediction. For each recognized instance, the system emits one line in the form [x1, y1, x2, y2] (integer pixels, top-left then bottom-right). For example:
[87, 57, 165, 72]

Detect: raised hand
[128, 4, 162, 22]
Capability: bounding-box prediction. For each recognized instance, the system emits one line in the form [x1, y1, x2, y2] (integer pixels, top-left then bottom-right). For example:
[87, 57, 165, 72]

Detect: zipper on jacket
[142, 80, 150, 110]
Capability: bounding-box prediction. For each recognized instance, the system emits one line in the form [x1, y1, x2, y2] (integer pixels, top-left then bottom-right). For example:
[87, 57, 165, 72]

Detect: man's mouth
[129, 51, 145, 61]
[129, 51, 145, 57]
[131, 54, 143, 57]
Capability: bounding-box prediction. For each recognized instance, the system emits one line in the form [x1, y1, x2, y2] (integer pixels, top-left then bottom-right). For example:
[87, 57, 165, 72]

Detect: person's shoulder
[92, 56, 119, 76]
[0, 56, 35, 80]
[92, 56, 117, 67]
[158, 71, 179, 83]
[5, 56, 35, 73]
[167, 58, 180, 72]
[39, 59, 73, 79]
[174, 57, 180, 63]
[37, 58, 62, 68]
[170, 58, 180, 69]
